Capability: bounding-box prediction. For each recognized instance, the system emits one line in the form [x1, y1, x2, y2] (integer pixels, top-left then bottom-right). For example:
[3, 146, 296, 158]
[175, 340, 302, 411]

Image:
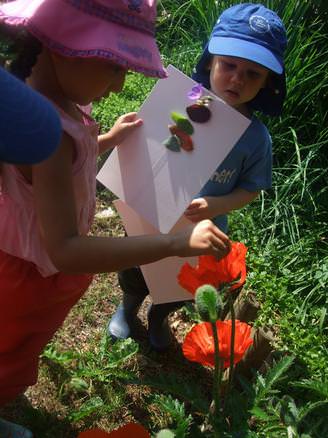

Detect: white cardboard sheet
[97, 65, 250, 234]
[113, 199, 195, 304]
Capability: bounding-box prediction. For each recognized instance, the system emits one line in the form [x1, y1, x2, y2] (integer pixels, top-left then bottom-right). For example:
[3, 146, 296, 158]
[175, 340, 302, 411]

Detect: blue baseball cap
[193, 3, 287, 116]
[0, 67, 61, 164]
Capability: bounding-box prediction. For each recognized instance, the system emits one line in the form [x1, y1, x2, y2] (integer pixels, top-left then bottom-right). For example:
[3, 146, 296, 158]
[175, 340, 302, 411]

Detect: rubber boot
[107, 293, 145, 340]
[0, 418, 33, 438]
[148, 301, 185, 351]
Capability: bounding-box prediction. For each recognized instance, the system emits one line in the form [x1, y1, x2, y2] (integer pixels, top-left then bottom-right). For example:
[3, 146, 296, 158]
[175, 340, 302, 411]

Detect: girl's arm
[98, 112, 143, 155]
[33, 133, 230, 274]
[184, 188, 259, 222]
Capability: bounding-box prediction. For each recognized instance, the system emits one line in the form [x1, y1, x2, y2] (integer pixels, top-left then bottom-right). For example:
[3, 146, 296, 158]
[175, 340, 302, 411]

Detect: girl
[0, 0, 230, 436]
[110, 3, 287, 351]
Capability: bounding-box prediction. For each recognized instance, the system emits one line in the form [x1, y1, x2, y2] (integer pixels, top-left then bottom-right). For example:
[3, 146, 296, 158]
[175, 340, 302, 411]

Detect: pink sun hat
[0, 0, 167, 78]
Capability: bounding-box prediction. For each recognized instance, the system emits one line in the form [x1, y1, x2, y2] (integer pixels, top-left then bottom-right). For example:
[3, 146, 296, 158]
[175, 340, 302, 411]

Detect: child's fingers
[212, 227, 231, 255]
[120, 111, 139, 122]
[185, 201, 203, 213]
[122, 116, 143, 128]
[130, 118, 143, 127]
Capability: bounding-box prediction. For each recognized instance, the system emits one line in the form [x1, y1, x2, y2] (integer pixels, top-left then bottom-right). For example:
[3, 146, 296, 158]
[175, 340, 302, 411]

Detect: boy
[108, 3, 287, 351]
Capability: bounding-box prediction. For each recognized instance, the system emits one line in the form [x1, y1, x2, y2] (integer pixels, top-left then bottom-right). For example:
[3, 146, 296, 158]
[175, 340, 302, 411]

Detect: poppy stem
[211, 321, 222, 434]
[228, 294, 236, 387]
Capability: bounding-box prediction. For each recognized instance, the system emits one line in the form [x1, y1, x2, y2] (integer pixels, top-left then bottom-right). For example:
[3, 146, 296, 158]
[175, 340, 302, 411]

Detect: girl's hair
[0, 24, 42, 82]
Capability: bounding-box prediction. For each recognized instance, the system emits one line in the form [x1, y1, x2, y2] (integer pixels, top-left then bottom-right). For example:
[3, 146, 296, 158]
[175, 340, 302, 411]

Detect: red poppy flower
[178, 242, 247, 295]
[78, 423, 150, 438]
[182, 320, 253, 368]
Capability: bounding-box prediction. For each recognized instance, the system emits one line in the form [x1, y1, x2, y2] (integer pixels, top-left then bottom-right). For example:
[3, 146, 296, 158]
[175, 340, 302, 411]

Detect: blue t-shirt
[197, 115, 272, 232]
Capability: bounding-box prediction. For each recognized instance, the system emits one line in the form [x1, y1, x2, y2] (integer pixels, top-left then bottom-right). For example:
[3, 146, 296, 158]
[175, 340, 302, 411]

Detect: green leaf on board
[163, 135, 181, 152]
[171, 111, 194, 135]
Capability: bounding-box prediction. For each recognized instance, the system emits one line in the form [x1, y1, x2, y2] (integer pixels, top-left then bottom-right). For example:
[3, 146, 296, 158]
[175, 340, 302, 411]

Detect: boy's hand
[185, 190, 260, 221]
[184, 197, 216, 222]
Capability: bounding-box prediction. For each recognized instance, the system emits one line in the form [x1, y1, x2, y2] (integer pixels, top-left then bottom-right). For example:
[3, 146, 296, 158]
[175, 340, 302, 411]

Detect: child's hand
[110, 112, 143, 145]
[184, 197, 216, 222]
[98, 112, 143, 154]
[172, 219, 231, 259]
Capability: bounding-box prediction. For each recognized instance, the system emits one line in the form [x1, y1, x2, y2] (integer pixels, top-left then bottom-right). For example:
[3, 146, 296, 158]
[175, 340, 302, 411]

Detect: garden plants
[1, 1, 327, 437]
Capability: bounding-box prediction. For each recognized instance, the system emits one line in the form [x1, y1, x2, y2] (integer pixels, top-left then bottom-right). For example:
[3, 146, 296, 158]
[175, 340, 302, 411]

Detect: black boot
[148, 301, 185, 351]
[107, 293, 145, 340]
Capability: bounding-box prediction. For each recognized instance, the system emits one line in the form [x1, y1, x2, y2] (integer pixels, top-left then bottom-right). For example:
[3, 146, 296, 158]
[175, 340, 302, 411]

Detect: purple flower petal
[187, 83, 203, 101]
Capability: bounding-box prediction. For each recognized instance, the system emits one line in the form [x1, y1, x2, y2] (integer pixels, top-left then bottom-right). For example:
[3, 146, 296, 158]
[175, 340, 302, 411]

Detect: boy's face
[209, 55, 269, 112]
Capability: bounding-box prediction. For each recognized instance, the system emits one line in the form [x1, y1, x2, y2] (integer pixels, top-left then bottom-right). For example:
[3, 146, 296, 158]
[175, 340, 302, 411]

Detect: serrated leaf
[254, 355, 295, 403]
[130, 373, 209, 414]
[68, 396, 104, 421]
[249, 406, 272, 420]
[153, 394, 193, 437]
[69, 377, 89, 392]
[292, 378, 328, 399]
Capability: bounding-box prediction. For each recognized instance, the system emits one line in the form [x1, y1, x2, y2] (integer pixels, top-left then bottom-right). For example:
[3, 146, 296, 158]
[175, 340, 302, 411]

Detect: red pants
[0, 250, 93, 406]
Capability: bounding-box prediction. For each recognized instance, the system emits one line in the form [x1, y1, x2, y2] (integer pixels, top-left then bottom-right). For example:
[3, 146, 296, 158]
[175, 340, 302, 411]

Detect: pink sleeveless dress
[0, 106, 98, 406]
[0, 105, 99, 276]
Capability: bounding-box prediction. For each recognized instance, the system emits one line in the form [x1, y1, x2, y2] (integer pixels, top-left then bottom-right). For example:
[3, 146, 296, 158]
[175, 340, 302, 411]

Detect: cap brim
[0, 68, 61, 164]
[209, 37, 283, 74]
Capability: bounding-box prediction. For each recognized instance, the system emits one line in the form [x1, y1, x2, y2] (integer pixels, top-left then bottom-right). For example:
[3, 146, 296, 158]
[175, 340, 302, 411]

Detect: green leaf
[130, 373, 210, 414]
[279, 395, 299, 427]
[249, 406, 272, 421]
[68, 396, 104, 421]
[254, 355, 295, 403]
[69, 377, 89, 392]
[170, 111, 194, 135]
[105, 337, 139, 368]
[163, 135, 181, 152]
[153, 394, 193, 438]
[292, 378, 328, 399]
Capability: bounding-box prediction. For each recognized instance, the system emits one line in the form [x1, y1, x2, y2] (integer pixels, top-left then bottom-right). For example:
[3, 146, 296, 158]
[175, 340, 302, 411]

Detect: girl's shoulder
[54, 104, 99, 143]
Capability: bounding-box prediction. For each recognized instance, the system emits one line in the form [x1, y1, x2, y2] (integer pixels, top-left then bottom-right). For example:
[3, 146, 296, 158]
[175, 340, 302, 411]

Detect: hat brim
[0, 67, 61, 164]
[0, 0, 166, 78]
[208, 36, 283, 74]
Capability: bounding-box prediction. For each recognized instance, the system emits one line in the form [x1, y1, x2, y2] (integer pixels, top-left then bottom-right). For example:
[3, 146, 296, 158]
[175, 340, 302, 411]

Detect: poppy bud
[195, 284, 222, 322]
